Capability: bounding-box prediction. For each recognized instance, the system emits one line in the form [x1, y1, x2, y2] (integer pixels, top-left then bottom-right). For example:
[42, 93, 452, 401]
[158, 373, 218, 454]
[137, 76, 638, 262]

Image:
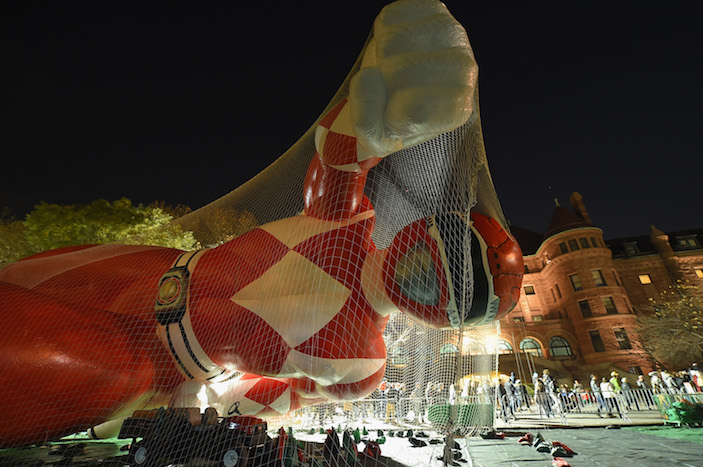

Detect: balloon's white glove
[350, 0, 478, 159]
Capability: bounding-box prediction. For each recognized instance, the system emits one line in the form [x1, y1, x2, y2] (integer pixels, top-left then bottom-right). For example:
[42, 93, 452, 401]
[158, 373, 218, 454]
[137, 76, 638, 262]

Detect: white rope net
[0, 1, 522, 465]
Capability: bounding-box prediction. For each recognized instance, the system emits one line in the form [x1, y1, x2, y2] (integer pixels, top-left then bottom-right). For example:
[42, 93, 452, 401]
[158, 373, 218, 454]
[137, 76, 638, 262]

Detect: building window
[602, 297, 618, 314]
[590, 237, 599, 248]
[592, 270, 606, 287]
[549, 336, 573, 357]
[390, 347, 409, 366]
[694, 267, 703, 279]
[589, 330, 606, 352]
[612, 271, 622, 286]
[497, 340, 513, 354]
[519, 338, 543, 357]
[578, 299, 593, 318]
[513, 317, 524, 323]
[677, 236, 700, 249]
[568, 239, 580, 251]
[462, 337, 486, 355]
[440, 343, 459, 355]
[580, 238, 591, 248]
[550, 289, 556, 302]
[559, 242, 568, 254]
[628, 366, 643, 375]
[524, 264, 530, 274]
[533, 315, 543, 321]
[614, 327, 632, 350]
[638, 274, 652, 284]
[624, 242, 640, 256]
[569, 274, 583, 291]
[555, 284, 562, 299]
[625, 300, 633, 313]
[524, 285, 536, 295]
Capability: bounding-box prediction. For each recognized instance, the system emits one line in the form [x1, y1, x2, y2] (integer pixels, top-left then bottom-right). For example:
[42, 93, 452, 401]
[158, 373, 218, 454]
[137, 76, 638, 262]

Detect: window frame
[612, 271, 622, 286]
[519, 338, 543, 357]
[578, 299, 593, 318]
[440, 343, 459, 355]
[591, 269, 606, 287]
[390, 347, 410, 366]
[569, 273, 583, 291]
[624, 241, 640, 256]
[602, 296, 618, 314]
[497, 340, 513, 355]
[638, 273, 652, 284]
[549, 336, 573, 357]
[614, 327, 632, 350]
[677, 235, 700, 249]
[589, 330, 606, 352]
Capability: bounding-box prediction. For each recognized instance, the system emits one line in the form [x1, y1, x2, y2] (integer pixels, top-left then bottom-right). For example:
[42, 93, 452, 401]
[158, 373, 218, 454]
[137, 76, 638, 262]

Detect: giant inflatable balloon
[0, 0, 522, 447]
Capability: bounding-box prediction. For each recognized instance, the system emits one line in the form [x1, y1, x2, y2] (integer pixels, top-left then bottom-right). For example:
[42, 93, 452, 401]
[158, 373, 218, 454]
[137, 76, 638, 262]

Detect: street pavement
[1, 409, 699, 466]
[466, 410, 703, 466]
[463, 425, 702, 467]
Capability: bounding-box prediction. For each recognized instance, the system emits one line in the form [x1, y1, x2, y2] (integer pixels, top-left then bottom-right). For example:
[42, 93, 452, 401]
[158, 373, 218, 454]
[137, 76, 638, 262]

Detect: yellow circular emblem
[159, 279, 180, 303]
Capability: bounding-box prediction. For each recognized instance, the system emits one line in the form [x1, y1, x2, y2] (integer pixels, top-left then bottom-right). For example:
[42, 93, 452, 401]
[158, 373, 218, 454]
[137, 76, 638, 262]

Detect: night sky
[2, 1, 701, 240]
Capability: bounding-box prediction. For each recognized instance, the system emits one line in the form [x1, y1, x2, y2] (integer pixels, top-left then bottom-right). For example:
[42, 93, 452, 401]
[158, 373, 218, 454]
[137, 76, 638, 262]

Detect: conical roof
[543, 205, 593, 240]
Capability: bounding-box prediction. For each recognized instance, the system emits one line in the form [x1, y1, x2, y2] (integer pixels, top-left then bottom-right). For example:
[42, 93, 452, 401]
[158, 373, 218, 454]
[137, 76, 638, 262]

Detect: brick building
[497, 192, 703, 384]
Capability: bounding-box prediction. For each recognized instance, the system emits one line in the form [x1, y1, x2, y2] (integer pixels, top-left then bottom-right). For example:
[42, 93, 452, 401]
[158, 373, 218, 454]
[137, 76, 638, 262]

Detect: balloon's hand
[350, 0, 478, 159]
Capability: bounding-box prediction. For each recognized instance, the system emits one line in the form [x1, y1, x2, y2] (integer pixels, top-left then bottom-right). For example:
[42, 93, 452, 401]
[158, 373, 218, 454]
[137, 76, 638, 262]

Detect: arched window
[390, 347, 409, 366]
[440, 343, 459, 355]
[461, 337, 486, 355]
[549, 336, 573, 357]
[519, 338, 543, 357]
[497, 340, 513, 355]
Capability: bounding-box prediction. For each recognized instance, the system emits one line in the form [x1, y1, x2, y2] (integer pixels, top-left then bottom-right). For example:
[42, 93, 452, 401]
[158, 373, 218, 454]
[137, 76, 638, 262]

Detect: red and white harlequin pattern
[221, 374, 296, 418]
[185, 199, 389, 410]
[315, 99, 379, 173]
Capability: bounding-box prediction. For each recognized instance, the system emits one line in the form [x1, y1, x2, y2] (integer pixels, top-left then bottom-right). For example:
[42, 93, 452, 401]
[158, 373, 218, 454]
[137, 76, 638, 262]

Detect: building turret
[501, 192, 650, 381]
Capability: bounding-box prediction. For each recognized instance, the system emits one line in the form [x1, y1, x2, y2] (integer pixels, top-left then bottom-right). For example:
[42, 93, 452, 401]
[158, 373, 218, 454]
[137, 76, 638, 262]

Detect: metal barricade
[281, 388, 701, 429]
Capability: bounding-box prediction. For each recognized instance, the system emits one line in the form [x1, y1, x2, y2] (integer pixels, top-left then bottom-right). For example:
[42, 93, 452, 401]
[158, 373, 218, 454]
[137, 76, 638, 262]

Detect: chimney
[650, 225, 682, 282]
[569, 192, 592, 224]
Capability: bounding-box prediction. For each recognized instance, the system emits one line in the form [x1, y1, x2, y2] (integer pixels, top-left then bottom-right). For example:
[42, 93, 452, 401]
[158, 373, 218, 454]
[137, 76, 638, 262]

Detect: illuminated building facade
[498, 192, 703, 384]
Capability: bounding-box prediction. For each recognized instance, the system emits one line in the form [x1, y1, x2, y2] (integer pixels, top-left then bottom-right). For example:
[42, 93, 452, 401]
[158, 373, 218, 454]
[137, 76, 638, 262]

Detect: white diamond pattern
[231, 251, 351, 348]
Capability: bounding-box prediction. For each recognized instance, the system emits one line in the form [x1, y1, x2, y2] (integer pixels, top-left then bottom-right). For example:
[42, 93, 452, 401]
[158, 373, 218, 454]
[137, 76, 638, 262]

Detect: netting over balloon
[0, 1, 523, 465]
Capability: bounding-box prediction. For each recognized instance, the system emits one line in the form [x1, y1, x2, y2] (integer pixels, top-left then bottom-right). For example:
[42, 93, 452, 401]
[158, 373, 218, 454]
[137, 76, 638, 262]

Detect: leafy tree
[0, 209, 30, 265]
[180, 206, 258, 246]
[637, 282, 703, 368]
[0, 199, 197, 266]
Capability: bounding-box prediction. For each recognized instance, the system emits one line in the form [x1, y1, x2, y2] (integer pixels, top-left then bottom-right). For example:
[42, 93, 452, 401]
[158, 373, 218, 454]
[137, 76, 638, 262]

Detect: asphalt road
[465, 427, 702, 467]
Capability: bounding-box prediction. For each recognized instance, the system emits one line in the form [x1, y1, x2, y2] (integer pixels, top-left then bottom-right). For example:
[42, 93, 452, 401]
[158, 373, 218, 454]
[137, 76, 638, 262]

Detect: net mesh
[0, 0, 517, 465]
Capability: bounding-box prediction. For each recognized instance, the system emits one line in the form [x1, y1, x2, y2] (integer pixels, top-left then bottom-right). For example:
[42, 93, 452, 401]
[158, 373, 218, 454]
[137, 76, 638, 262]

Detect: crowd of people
[311, 363, 702, 425]
[507, 363, 703, 420]
[646, 363, 702, 394]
